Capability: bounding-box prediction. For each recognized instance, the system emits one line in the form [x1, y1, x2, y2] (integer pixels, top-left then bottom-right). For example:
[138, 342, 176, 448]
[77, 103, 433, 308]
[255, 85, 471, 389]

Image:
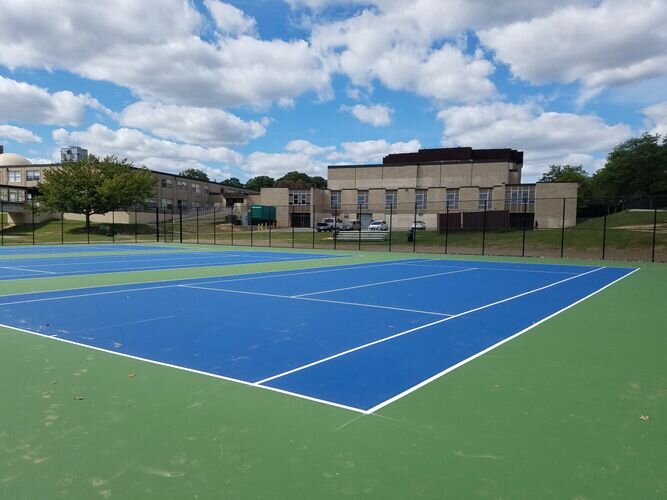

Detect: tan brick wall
[535, 182, 578, 228]
[258, 187, 290, 227]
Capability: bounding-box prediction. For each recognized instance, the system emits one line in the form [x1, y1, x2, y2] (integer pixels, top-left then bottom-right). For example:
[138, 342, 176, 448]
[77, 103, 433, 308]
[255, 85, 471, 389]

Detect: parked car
[340, 220, 361, 231]
[368, 220, 388, 231]
[411, 220, 426, 230]
[316, 218, 343, 232]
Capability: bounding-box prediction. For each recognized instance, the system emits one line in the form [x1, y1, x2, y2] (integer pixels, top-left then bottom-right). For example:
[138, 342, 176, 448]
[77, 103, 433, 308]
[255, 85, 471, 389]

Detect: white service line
[0, 266, 57, 274]
[291, 268, 476, 298]
[364, 266, 640, 414]
[0, 321, 365, 414]
[254, 266, 606, 386]
[391, 262, 583, 275]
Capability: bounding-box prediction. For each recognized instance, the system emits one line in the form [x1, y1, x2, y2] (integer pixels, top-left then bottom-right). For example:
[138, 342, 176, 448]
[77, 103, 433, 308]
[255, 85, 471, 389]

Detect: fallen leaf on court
[128, 373, 136, 379]
[73, 396, 85, 400]
[639, 415, 651, 421]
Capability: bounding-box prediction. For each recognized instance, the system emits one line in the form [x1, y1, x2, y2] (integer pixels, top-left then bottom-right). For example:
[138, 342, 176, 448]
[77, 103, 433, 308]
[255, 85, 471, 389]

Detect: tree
[178, 168, 209, 181]
[38, 155, 156, 230]
[539, 164, 590, 183]
[275, 171, 327, 189]
[592, 133, 667, 200]
[245, 175, 275, 192]
[222, 177, 244, 188]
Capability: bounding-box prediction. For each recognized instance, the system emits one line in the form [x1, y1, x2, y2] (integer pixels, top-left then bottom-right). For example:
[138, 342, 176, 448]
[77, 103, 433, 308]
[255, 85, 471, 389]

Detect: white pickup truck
[315, 218, 343, 232]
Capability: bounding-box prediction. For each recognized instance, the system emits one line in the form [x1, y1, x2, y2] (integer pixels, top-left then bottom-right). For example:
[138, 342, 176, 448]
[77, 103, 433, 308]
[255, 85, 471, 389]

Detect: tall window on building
[331, 190, 341, 210]
[505, 185, 535, 212]
[478, 188, 492, 209]
[26, 170, 41, 182]
[178, 180, 187, 191]
[289, 190, 311, 205]
[385, 190, 397, 210]
[161, 198, 173, 210]
[415, 189, 427, 210]
[357, 190, 369, 209]
[192, 183, 201, 194]
[446, 189, 459, 209]
[8, 170, 21, 183]
[161, 178, 173, 188]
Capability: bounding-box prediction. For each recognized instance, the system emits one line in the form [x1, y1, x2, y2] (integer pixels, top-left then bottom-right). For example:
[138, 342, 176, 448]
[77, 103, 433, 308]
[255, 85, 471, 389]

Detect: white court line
[0, 321, 365, 414]
[391, 261, 584, 275]
[179, 284, 452, 317]
[254, 266, 606, 385]
[291, 268, 476, 298]
[365, 267, 640, 414]
[0, 266, 57, 275]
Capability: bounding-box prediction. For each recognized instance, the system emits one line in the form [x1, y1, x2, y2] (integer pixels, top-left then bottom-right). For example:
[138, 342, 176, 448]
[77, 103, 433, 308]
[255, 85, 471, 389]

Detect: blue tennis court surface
[0, 243, 180, 256]
[0, 250, 339, 280]
[0, 258, 637, 413]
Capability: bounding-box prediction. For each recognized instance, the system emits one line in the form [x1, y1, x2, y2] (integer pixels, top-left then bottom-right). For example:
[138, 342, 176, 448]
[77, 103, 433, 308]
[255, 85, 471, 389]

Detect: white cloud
[341, 103, 393, 126]
[120, 102, 266, 146]
[437, 102, 632, 179]
[0, 76, 111, 126]
[643, 101, 667, 137]
[52, 124, 243, 172]
[0, 124, 42, 143]
[479, 0, 667, 93]
[204, 0, 256, 37]
[0, 1, 330, 109]
[327, 139, 421, 164]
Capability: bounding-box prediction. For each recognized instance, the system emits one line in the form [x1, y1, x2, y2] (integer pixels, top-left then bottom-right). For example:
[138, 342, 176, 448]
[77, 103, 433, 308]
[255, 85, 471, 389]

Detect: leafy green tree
[245, 175, 275, 191]
[592, 133, 667, 201]
[222, 177, 244, 188]
[38, 155, 155, 230]
[275, 171, 327, 189]
[539, 164, 589, 183]
[178, 168, 209, 181]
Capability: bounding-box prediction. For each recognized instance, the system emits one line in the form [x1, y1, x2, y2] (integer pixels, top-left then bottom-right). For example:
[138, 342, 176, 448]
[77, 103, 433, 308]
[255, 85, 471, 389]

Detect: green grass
[0, 246, 665, 498]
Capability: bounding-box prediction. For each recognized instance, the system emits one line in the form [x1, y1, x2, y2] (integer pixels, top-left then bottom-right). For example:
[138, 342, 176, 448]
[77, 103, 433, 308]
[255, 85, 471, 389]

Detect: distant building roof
[382, 147, 523, 165]
[0, 153, 32, 166]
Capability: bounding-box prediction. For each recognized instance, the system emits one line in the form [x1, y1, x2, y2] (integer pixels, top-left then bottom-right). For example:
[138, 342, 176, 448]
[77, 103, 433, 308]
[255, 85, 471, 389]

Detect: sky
[0, 0, 666, 183]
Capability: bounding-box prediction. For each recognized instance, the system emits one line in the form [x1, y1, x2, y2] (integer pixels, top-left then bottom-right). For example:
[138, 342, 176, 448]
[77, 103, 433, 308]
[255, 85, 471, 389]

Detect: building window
[8, 170, 21, 183]
[357, 190, 368, 209]
[385, 190, 397, 210]
[446, 189, 459, 209]
[9, 189, 25, 203]
[505, 185, 535, 212]
[145, 198, 157, 209]
[415, 189, 427, 210]
[178, 180, 187, 191]
[192, 183, 201, 194]
[289, 190, 311, 205]
[161, 198, 173, 210]
[331, 190, 341, 210]
[479, 188, 492, 209]
[192, 201, 201, 208]
[26, 170, 41, 182]
[161, 178, 173, 188]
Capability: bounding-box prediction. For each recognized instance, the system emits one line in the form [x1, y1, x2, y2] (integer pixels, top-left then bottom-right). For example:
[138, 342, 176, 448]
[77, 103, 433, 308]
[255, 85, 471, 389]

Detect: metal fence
[1, 196, 665, 262]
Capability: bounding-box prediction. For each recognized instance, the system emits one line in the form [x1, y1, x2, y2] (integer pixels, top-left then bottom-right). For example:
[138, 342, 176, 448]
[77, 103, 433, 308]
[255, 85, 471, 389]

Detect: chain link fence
[1, 196, 665, 262]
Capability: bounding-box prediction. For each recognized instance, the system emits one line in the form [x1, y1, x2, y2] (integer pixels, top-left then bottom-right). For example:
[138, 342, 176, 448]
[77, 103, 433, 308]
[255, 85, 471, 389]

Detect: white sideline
[364, 267, 640, 414]
[254, 267, 606, 385]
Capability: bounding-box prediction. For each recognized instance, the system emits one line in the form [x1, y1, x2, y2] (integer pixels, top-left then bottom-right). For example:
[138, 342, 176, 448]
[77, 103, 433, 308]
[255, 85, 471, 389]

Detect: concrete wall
[534, 182, 578, 228]
[258, 188, 289, 227]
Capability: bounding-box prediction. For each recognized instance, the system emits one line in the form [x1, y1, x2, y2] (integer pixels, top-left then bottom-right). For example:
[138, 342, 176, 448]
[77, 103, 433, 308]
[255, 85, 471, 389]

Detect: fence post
[112, 210, 115, 244]
[250, 211, 254, 247]
[171, 207, 175, 243]
[31, 198, 35, 245]
[155, 205, 160, 242]
[231, 209, 234, 246]
[560, 198, 566, 258]
[412, 202, 417, 253]
[481, 200, 487, 256]
[134, 206, 138, 243]
[521, 202, 527, 257]
[388, 203, 393, 253]
[61, 212, 64, 245]
[269, 215, 272, 248]
[1, 198, 4, 246]
[444, 205, 449, 254]
[651, 207, 657, 262]
[291, 205, 295, 249]
[358, 203, 363, 252]
[178, 205, 183, 243]
[602, 205, 608, 260]
[311, 205, 315, 249]
[196, 207, 200, 244]
[213, 207, 217, 245]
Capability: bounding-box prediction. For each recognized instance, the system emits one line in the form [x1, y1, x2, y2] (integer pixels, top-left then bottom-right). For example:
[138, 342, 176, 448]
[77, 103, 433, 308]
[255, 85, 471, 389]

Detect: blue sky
[0, 0, 665, 182]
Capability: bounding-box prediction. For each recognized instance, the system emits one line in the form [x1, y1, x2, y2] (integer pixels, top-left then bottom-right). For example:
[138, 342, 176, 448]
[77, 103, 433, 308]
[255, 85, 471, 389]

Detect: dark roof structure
[382, 147, 523, 165]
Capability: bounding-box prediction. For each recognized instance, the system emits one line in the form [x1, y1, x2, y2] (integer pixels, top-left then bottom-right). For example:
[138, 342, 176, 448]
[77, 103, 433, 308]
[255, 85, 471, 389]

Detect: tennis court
[0, 257, 636, 412]
[0, 246, 340, 280]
